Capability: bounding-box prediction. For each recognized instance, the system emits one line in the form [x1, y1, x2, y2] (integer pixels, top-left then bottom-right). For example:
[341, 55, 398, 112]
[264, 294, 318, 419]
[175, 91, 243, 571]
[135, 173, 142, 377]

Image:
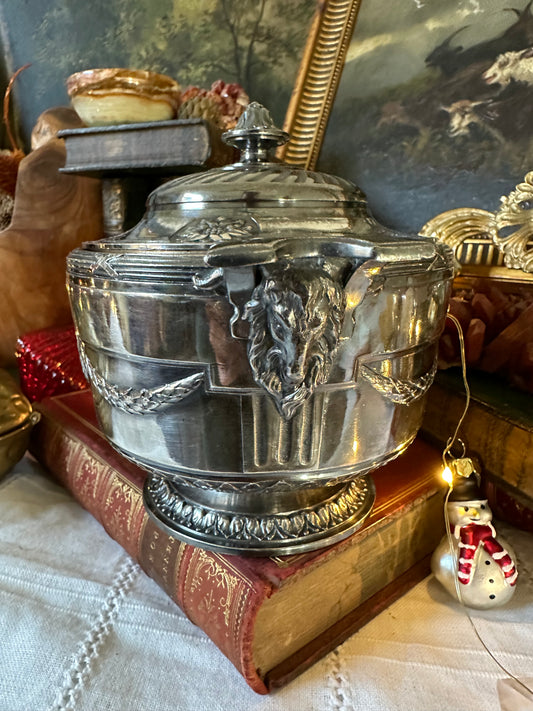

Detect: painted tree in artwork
[142, 0, 311, 120]
[219, 0, 269, 87]
[70, 0, 311, 116]
[213, 0, 310, 88]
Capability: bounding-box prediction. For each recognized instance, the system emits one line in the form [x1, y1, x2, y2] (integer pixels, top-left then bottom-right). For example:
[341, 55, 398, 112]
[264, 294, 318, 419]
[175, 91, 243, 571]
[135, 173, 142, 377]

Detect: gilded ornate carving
[421, 171, 533, 275]
[244, 266, 346, 419]
[491, 171, 533, 272]
[281, 0, 364, 169]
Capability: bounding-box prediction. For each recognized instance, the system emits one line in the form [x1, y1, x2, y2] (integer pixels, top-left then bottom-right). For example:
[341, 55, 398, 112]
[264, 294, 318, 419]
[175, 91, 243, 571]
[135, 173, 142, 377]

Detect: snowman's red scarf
[454, 522, 517, 586]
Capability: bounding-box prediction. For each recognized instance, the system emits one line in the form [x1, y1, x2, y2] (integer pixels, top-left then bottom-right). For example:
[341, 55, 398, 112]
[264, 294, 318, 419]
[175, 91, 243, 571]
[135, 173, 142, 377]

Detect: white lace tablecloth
[1, 456, 532, 711]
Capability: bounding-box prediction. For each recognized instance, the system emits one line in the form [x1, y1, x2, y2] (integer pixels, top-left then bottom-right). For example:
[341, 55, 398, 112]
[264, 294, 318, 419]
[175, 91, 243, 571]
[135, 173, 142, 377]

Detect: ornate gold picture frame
[281, 0, 363, 170]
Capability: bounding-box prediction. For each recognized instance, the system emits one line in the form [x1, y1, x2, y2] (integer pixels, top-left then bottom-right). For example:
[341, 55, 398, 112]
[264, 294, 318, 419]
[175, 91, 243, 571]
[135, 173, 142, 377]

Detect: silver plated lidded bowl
[67, 103, 454, 555]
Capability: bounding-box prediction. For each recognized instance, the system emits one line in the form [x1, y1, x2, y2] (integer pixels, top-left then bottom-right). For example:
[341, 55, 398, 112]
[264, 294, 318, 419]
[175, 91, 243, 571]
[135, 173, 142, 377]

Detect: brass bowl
[67, 68, 181, 126]
[0, 370, 40, 480]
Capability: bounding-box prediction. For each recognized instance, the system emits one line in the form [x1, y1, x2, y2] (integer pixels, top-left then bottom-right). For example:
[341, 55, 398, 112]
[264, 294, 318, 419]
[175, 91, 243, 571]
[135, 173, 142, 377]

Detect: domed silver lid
[148, 102, 366, 208]
[68, 102, 442, 279]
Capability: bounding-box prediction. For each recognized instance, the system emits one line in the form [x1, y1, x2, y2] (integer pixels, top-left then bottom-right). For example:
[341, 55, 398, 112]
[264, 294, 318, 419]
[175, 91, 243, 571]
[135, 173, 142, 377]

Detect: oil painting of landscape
[318, 0, 533, 233]
[0, 0, 313, 148]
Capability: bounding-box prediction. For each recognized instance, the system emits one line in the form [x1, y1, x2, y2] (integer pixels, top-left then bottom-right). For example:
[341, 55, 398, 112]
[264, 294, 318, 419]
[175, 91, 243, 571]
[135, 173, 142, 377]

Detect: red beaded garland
[16, 324, 88, 402]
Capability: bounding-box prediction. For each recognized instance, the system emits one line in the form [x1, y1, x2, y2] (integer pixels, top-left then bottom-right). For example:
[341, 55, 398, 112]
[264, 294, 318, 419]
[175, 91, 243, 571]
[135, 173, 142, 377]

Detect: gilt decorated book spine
[29, 393, 273, 693]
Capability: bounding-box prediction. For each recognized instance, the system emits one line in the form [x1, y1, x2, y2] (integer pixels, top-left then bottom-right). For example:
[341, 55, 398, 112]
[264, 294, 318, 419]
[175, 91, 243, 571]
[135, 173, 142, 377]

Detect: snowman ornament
[432, 464, 518, 609]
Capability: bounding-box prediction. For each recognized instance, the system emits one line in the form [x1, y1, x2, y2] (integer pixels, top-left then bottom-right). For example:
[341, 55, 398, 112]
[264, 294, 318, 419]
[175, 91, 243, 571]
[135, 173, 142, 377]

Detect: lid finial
[222, 102, 289, 163]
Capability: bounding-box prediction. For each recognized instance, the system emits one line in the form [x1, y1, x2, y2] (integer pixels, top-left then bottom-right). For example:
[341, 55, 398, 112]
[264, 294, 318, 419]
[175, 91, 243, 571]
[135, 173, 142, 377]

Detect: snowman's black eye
[481, 504, 486, 509]
[464, 507, 469, 512]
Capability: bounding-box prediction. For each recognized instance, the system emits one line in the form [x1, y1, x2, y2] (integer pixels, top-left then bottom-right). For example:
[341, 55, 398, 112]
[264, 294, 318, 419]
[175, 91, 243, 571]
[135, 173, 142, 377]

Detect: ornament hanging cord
[442, 312, 533, 699]
[441, 313, 470, 470]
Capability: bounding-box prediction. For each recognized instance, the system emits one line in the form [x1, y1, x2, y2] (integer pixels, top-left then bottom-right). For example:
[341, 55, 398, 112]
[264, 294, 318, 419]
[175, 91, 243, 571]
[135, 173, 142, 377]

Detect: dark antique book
[58, 119, 234, 176]
[422, 369, 533, 505]
[30, 389, 445, 694]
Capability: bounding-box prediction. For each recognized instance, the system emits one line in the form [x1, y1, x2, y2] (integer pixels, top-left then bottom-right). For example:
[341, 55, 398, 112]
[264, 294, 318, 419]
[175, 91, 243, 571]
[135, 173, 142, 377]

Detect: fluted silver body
[67, 103, 454, 554]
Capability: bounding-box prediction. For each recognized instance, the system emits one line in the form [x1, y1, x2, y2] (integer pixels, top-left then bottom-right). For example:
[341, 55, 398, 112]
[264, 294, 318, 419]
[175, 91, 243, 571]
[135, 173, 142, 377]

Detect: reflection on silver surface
[67, 103, 454, 554]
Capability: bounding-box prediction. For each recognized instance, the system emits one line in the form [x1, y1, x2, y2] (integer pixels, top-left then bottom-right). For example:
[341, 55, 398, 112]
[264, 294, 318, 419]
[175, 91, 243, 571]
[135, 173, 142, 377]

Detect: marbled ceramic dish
[67, 68, 181, 126]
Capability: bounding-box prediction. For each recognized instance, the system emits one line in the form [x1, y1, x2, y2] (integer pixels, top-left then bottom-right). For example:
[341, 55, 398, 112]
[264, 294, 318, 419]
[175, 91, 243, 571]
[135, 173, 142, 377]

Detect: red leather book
[29, 389, 445, 694]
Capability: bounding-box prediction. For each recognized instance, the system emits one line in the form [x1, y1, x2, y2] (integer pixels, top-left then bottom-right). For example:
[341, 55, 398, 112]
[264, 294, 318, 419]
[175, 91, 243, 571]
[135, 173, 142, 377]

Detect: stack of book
[422, 369, 533, 530]
[30, 389, 445, 693]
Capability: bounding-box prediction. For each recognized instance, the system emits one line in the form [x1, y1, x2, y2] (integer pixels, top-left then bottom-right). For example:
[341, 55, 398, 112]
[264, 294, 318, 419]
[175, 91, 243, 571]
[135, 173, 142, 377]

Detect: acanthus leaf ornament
[144, 473, 373, 553]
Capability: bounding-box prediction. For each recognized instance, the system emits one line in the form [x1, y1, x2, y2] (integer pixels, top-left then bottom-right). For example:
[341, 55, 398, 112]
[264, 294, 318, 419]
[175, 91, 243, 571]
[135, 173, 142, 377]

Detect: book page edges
[252, 486, 444, 676]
